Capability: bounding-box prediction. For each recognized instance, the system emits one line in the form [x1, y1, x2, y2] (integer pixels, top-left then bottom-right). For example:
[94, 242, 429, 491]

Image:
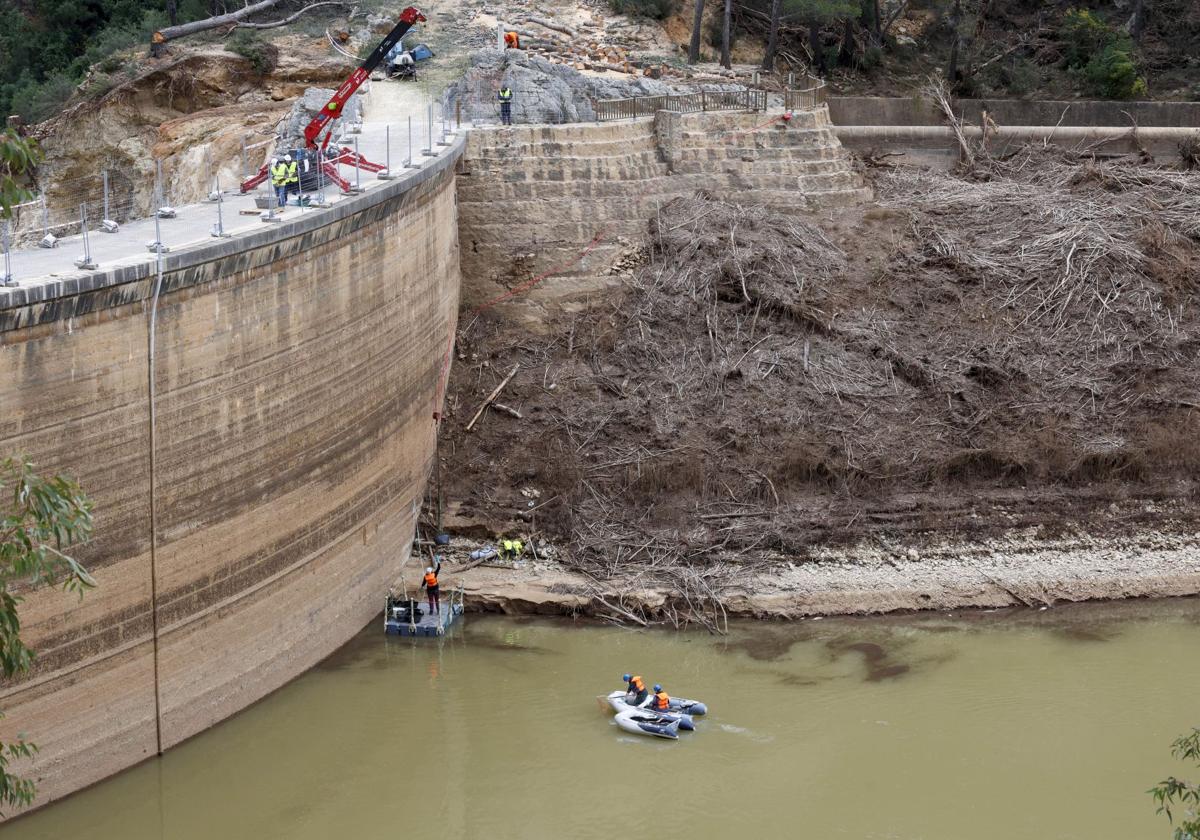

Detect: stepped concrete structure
[457, 104, 868, 312]
[0, 101, 864, 817]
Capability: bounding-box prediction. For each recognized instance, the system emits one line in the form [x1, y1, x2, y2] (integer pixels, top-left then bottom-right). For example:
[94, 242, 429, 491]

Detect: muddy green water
[7, 599, 1200, 840]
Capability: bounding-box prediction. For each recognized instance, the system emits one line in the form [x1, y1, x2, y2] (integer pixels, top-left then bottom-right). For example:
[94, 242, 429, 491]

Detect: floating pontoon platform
[383, 589, 465, 637]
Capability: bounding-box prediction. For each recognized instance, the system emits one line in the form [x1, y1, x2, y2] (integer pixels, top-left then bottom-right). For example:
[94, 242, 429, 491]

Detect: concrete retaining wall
[456, 106, 867, 313]
[828, 96, 1200, 127]
[0, 136, 465, 815]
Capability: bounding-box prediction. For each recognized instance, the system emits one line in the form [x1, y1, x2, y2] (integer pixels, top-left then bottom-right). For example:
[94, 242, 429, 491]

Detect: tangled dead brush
[879, 147, 1200, 331]
[441, 160, 1200, 604]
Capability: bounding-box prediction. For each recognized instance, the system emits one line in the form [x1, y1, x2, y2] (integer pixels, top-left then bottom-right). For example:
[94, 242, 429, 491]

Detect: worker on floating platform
[623, 673, 648, 706]
[421, 558, 442, 615]
[652, 684, 670, 711]
[504, 30, 520, 49]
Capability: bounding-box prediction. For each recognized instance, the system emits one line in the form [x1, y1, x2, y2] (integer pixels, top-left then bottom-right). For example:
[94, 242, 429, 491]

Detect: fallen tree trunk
[153, 0, 346, 45]
[517, 16, 577, 39]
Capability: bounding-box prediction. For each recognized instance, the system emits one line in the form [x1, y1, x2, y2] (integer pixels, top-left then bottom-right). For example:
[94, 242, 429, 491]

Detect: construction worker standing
[270, 157, 288, 208]
[284, 154, 300, 204]
[504, 30, 520, 49]
[498, 86, 513, 126]
[420, 557, 442, 615]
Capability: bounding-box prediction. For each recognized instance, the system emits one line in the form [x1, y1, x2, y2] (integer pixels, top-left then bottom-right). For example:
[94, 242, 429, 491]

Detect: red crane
[239, 6, 427, 195]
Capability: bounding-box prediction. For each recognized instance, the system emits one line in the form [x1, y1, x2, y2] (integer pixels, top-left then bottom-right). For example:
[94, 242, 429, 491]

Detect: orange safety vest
[504, 31, 520, 48]
[654, 690, 670, 711]
[630, 675, 645, 692]
[424, 571, 438, 588]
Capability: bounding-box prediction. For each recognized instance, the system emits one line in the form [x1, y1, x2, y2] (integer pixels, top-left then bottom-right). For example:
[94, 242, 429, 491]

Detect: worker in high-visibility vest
[498, 86, 513, 125]
[420, 558, 442, 615]
[622, 673, 648, 706]
[284, 154, 299, 204]
[269, 157, 288, 208]
[652, 684, 670, 711]
[504, 30, 520, 49]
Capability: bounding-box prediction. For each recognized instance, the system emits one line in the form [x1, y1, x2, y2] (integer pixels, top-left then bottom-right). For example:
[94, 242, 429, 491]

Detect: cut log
[154, 0, 348, 45]
[518, 16, 577, 39]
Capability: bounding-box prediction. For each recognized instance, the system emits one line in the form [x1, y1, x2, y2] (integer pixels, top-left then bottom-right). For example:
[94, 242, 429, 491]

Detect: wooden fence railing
[596, 88, 769, 122]
[784, 74, 828, 111]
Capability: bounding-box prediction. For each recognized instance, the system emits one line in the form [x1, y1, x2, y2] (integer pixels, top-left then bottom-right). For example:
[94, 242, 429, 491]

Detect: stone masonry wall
[455, 105, 868, 317]
[0, 137, 464, 815]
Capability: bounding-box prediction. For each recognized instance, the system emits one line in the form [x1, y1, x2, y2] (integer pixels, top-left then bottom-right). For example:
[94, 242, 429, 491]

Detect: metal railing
[784, 74, 828, 111]
[596, 88, 768, 122]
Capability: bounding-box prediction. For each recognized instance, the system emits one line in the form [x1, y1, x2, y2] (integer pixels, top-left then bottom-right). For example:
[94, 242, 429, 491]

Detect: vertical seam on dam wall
[146, 252, 165, 757]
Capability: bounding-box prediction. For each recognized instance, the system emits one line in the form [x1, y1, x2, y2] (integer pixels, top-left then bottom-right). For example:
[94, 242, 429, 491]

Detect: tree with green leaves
[0, 458, 94, 812]
[0, 130, 41, 220]
[1151, 729, 1200, 840]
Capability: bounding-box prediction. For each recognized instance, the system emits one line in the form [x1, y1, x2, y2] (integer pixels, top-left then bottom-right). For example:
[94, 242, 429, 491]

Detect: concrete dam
[0, 105, 868, 813]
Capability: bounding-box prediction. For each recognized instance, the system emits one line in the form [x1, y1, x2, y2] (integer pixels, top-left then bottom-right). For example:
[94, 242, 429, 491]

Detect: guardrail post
[378, 124, 395, 180]
[406, 115, 417, 168]
[1, 221, 14, 286]
[211, 178, 230, 238]
[425, 102, 434, 154]
[353, 136, 362, 192]
[38, 195, 54, 248]
[74, 205, 97, 270]
[701, 90, 706, 112]
[315, 151, 328, 206]
[241, 135, 249, 182]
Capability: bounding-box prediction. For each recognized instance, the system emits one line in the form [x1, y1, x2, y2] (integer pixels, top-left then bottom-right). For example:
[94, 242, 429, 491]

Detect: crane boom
[303, 6, 426, 151]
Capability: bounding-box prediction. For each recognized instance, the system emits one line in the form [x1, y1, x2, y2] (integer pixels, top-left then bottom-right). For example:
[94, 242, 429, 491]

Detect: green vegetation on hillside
[0, 0, 217, 124]
[705, 0, 1199, 99]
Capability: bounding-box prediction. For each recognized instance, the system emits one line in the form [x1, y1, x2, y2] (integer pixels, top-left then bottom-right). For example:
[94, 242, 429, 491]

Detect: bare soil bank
[442, 523, 1200, 620]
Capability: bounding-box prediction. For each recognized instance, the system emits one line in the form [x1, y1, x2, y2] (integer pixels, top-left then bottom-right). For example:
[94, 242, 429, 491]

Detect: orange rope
[431, 226, 610, 422]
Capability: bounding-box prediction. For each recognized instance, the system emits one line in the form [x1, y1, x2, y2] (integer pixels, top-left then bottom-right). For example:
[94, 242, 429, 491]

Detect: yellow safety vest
[270, 163, 288, 186]
[286, 161, 299, 184]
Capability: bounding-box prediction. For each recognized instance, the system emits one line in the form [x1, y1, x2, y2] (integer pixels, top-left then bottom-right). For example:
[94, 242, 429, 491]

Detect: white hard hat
[284, 154, 293, 161]
[426, 567, 434, 573]
[271, 157, 278, 164]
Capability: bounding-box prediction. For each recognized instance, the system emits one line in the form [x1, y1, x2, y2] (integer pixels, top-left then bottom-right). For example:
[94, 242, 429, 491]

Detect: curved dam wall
[0, 135, 465, 814]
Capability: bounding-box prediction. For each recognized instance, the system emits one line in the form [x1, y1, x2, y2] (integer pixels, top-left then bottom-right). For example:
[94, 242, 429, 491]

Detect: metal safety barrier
[596, 88, 768, 122]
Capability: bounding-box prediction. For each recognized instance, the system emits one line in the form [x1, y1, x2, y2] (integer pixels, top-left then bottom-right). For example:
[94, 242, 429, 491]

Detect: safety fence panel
[596, 88, 769, 122]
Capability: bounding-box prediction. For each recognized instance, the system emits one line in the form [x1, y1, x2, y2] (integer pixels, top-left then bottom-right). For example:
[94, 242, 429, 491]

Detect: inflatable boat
[605, 691, 695, 731]
[613, 708, 679, 740]
[608, 689, 708, 717]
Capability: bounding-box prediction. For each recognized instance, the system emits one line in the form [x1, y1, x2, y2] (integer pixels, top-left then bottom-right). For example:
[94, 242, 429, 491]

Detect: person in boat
[623, 673, 648, 706]
[652, 684, 670, 712]
[420, 559, 442, 615]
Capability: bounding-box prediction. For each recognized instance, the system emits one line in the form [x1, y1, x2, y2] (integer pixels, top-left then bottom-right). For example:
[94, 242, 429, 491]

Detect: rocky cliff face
[443, 50, 682, 124]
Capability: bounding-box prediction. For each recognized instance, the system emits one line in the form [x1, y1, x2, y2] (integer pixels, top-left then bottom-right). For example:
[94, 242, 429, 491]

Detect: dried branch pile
[441, 154, 1200, 606]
